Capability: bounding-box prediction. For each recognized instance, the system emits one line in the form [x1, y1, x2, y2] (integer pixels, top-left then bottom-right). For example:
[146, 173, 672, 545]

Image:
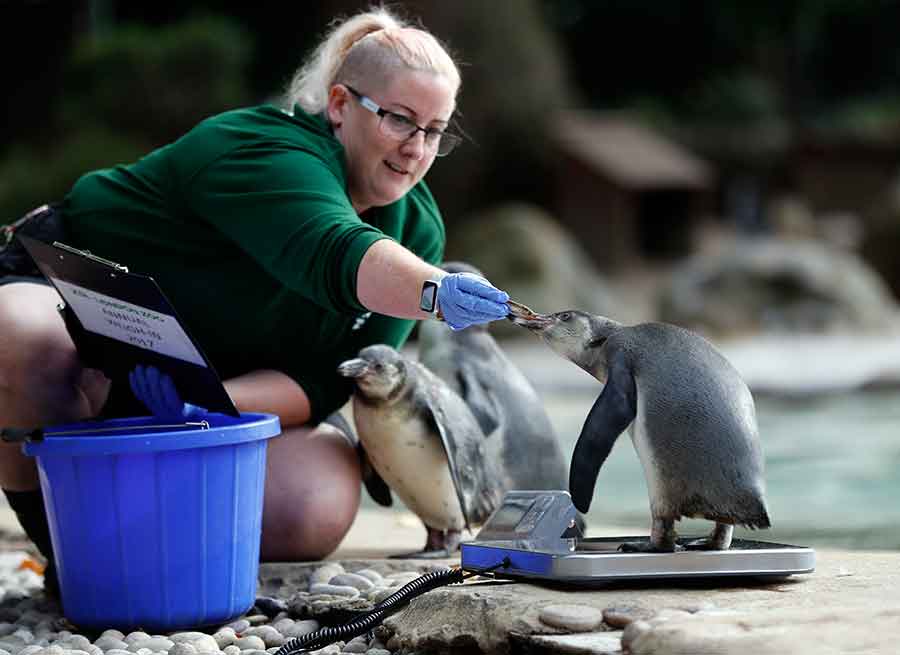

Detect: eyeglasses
[344, 85, 462, 157]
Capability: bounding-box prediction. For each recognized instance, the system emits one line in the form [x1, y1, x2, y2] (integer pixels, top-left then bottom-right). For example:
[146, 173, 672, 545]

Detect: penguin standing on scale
[508, 302, 771, 552]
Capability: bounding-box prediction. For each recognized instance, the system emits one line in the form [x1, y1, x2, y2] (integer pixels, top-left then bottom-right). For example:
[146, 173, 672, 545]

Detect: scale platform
[460, 491, 815, 586]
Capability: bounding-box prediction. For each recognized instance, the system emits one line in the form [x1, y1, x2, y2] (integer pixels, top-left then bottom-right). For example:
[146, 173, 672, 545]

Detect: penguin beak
[506, 300, 554, 330]
[337, 358, 371, 378]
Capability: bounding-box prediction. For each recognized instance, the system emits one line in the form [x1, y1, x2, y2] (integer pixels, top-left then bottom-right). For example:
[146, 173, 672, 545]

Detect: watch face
[420, 281, 438, 312]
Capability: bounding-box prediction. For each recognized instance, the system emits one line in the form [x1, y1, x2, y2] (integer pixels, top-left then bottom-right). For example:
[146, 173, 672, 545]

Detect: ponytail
[285, 7, 460, 114]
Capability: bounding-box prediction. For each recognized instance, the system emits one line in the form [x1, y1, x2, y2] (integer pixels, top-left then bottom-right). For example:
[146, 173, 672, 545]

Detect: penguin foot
[618, 540, 683, 553]
[388, 527, 461, 559]
[683, 523, 734, 550]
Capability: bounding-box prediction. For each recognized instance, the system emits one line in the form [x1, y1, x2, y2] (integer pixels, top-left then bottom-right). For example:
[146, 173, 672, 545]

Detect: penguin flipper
[421, 384, 476, 532]
[569, 349, 636, 513]
[456, 363, 501, 437]
[358, 442, 393, 507]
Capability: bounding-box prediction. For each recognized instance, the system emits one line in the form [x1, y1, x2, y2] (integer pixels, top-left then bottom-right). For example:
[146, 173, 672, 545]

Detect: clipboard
[16, 235, 240, 417]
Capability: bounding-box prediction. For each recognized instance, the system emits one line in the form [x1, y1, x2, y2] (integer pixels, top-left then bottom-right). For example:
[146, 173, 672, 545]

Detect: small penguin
[337, 344, 508, 557]
[508, 302, 771, 552]
[418, 261, 571, 497]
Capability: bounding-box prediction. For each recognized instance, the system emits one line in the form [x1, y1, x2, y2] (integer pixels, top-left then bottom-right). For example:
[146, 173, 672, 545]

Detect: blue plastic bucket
[23, 412, 281, 631]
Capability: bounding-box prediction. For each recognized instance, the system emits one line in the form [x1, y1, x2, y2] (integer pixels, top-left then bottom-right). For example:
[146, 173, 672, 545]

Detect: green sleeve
[184, 145, 389, 313]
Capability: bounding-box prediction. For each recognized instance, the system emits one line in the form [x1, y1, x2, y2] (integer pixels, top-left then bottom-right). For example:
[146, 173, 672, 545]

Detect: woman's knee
[261, 422, 361, 561]
[0, 283, 108, 427]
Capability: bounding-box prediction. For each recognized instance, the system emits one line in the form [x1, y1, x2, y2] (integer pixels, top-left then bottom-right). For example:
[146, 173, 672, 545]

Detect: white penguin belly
[353, 401, 465, 531]
[630, 395, 664, 516]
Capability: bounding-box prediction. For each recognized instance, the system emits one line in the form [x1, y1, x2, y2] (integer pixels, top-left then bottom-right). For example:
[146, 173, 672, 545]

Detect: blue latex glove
[128, 365, 208, 420]
[437, 272, 510, 331]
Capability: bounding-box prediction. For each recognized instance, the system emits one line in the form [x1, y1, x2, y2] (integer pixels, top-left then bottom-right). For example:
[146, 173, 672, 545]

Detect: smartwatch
[419, 278, 441, 315]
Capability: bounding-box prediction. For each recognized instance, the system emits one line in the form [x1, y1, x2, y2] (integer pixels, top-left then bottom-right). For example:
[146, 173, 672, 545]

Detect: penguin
[337, 344, 509, 557]
[418, 261, 572, 502]
[507, 301, 771, 552]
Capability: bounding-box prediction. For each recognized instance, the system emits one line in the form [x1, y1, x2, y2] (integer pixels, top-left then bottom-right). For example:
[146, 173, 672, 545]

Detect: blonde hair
[286, 7, 461, 114]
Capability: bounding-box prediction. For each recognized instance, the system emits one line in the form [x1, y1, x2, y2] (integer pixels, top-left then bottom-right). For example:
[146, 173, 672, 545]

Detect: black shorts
[1, 205, 144, 419]
[1, 204, 66, 280]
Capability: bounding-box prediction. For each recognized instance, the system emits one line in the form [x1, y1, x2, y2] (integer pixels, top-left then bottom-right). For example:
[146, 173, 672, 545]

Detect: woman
[0, 7, 509, 592]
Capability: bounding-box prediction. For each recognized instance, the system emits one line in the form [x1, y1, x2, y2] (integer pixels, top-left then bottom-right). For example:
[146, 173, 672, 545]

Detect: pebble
[222, 646, 241, 655]
[244, 616, 269, 627]
[212, 630, 236, 649]
[283, 621, 319, 639]
[308, 584, 360, 599]
[100, 632, 126, 643]
[169, 644, 196, 655]
[602, 604, 655, 629]
[271, 620, 293, 634]
[353, 570, 383, 584]
[169, 634, 218, 654]
[365, 649, 391, 655]
[128, 638, 174, 652]
[538, 604, 605, 632]
[621, 619, 653, 649]
[251, 598, 287, 619]
[328, 574, 374, 592]
[226, 620, 250, 634]
[94, 637, 129, 651]
[232, 636, 266, 651]
[341, 640, 368, 653]
[309, 564, 345, 586]
[241, 627, 283, 648]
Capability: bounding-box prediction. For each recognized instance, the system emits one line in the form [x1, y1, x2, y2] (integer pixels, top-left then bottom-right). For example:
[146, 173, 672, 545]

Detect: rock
[225, 620, 250, 633]
[659, 236, 900, 337]
[169, 644, 196, 655]
[244, 615, 269, 626]
[341, 640, 368, 654]
[212, 629, 237, 649]
[283, 621, 319, 639]
[328, 574, 374, 592]
[620, 606, 900, 655]
[308, 584, 360, 599]
[123, 633, 151, 645]
[93, 637, 129, 651]
[538, 604, 604, 632]
[602, 604, 655, 629]
[127, 638, 173, 653]
[309, 564, 345, 587]
[353, 570, 383, 584]
[240, 627, 283, 648]
[99, 631, 126, 642]
[232, 636, 266, 651]
[252, 597, 288, 618]
[271, 619, 294, 634]
[526, 631, 623, 654]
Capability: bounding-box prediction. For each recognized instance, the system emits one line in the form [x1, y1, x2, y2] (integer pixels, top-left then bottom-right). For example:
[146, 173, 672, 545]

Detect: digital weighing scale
[460, 491, 815, 585]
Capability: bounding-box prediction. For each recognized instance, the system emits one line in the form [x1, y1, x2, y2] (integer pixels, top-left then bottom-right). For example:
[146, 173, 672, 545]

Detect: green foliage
[687, 73, 781, 123]
[60, 15, 253, 144]
[0, 129, 149, 224]
[1, 15, 253, 224]
[812, 96, 900, 140]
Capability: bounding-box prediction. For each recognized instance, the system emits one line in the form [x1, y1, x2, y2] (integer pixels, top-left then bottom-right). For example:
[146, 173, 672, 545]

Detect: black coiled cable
[275, 558, 510, 655]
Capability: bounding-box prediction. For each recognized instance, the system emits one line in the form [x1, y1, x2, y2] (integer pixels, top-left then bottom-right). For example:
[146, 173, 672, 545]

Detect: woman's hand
[437, 272, 509, 330]
[129, 365, 208, 420]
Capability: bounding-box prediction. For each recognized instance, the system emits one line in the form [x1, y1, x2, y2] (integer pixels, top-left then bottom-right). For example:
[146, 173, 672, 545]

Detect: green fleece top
[63, 104, 445, 423]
